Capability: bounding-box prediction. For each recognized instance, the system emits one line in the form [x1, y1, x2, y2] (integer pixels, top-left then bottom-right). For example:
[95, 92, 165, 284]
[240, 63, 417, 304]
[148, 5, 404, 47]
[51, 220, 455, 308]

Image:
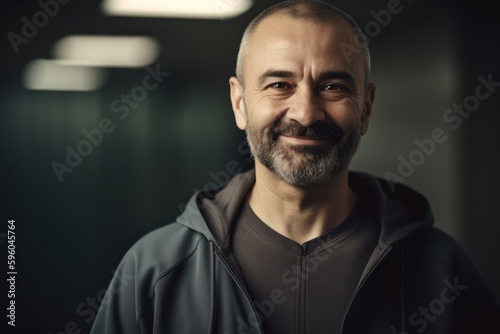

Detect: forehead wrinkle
[257, 69, 297, 86]
[245, 15, 365, 86]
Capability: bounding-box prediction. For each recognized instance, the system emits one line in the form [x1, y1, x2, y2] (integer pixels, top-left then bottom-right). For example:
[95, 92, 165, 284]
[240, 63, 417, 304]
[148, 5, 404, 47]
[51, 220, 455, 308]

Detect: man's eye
[270, 82, 289, 89]
[323, 83, 343, 91]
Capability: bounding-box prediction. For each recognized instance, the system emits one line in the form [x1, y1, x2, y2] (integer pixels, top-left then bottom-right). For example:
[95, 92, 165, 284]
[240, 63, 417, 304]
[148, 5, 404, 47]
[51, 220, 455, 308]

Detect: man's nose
[286, 87, 325, 127]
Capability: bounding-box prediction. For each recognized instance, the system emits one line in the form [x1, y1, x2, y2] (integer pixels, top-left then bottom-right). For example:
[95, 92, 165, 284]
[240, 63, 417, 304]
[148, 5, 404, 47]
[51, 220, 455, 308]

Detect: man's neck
[247, 162, 356, 245]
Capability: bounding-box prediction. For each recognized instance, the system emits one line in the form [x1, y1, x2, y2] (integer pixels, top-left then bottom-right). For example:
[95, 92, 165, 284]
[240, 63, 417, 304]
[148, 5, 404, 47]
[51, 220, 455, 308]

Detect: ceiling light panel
[102, 0, 254, 19]
[52, 35, 160, 68]
[22, 59, 107, 91]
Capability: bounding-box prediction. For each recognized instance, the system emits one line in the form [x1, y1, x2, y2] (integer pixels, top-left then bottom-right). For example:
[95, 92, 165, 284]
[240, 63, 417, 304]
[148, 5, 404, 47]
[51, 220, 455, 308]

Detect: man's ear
[229, 76, 247, 130]
[361, 82, 376, 135]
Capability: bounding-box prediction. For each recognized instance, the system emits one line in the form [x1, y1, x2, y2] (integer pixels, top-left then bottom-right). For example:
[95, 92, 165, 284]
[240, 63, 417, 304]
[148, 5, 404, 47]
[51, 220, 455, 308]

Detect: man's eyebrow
[257, 69, 357, 86]
[318, 71, 356, 85]
[257, 70, 296, 86]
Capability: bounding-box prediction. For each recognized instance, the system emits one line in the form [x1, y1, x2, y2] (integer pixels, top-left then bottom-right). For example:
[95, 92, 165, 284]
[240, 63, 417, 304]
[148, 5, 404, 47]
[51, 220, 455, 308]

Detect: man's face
[230, 14, 375, 187]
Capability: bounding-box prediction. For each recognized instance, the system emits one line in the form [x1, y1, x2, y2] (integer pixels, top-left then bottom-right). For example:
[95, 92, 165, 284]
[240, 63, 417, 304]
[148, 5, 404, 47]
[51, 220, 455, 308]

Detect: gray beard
[245, 120, 361, 187]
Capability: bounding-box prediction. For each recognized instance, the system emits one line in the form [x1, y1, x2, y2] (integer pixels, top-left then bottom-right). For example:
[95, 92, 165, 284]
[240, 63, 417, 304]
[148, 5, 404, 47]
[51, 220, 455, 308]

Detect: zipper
[340, 245, 393, 333]
[208, 241, 216, 334]
[214, 246, 265, 334]
[298, 252, 306, 334]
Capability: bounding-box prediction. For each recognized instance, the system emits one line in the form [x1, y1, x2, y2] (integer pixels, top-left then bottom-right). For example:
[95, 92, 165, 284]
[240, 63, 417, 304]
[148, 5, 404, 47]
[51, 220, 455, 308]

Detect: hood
[176, 168, 435, 334]
[176, 168, 434, 249]
[348, 170, 434, 245]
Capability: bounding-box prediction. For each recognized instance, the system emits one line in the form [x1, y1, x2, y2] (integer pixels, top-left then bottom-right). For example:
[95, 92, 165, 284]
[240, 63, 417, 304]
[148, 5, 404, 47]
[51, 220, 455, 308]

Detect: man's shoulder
[118, 221, 208, 280]
[404, 226, 500, 315]
[131, 220, 206, 258]
[405, 226, 478, 270]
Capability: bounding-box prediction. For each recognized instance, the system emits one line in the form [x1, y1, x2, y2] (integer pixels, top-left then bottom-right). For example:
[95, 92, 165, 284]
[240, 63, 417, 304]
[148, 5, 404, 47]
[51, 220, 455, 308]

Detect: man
[90, 1, 499, 333]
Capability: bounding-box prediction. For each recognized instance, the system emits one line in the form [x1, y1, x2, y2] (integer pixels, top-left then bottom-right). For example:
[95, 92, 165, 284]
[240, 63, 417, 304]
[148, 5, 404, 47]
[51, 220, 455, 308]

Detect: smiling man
[90, 1, 499, 334]
[229, 5, 374, 246]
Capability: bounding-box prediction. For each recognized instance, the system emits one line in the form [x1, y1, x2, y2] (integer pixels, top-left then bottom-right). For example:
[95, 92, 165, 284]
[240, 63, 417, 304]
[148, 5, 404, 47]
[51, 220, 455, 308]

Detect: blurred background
[1, 0, 499, 332]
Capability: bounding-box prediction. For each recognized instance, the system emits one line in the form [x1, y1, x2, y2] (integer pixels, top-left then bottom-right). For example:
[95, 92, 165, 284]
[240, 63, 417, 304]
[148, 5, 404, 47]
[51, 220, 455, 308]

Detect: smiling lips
[279, 134, 332, 146]
[271, 119, 343, 146]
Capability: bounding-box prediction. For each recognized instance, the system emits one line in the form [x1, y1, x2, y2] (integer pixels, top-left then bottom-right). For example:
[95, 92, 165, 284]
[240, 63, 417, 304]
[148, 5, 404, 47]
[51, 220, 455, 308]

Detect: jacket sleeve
[88, 222, 196, 334]
[89, 249, 141, 334]
[407, 227, 500, 334]
[452, 239, 500, 333]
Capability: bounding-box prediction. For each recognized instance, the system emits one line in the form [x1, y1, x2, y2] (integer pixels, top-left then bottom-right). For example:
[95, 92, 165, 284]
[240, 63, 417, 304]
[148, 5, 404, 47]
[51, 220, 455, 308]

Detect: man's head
[229, 0, 376, 187]
[236, 0, 371, 90]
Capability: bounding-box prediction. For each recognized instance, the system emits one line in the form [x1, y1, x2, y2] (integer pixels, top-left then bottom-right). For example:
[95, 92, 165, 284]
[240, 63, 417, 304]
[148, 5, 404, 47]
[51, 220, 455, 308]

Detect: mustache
[271, 120, 344, 142]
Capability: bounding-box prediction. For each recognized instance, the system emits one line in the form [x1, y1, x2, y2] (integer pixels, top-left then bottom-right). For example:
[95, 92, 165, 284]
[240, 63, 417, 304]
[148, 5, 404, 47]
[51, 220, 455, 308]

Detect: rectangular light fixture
[102, 0, 254, 19]
[22, 59, 107, 91]
[52, 35, 160, 68]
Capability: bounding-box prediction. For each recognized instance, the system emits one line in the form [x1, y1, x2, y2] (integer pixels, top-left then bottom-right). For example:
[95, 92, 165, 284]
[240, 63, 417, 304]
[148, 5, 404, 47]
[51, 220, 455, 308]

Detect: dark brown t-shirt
[231, 193, 380, 334]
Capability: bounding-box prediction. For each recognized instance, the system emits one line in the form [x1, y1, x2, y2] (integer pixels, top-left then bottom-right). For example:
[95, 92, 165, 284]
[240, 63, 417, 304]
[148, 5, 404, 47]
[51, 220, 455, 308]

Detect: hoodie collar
[176, 169, 434, 247]
[348, 171, 434, 245]
[176, 170, 256, 246]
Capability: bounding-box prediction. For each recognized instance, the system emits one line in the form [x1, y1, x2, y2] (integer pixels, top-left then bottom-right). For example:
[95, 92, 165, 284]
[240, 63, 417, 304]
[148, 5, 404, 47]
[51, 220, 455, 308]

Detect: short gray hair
[235, 0, 371, 89]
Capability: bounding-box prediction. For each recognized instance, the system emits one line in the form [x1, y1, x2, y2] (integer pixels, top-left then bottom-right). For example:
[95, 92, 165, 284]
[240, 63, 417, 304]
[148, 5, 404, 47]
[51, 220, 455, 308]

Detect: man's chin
[274, 169, 337, 188]
[265, 155, 338, 187]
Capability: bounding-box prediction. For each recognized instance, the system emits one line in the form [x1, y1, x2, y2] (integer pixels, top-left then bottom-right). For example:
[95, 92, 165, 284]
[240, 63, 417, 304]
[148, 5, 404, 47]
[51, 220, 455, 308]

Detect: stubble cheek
[325, 98, 364, 129]
[246, 104, 286, 140]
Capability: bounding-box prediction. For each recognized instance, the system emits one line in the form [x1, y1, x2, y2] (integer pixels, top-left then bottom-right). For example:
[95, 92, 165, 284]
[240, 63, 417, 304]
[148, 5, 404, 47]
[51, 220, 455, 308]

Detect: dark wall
[459, 2, 500, 303]
[1, 0, 499, 333]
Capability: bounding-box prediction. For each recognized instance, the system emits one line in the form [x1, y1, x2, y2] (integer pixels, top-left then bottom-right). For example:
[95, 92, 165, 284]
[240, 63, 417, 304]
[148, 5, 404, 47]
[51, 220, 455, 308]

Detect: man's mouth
[271, 119, 343, 145]
[279, 134, 332, 146]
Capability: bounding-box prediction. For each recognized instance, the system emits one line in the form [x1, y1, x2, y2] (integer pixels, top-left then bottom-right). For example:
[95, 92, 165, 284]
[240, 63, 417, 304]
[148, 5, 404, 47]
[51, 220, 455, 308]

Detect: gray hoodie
[90, 169, 499, 334]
